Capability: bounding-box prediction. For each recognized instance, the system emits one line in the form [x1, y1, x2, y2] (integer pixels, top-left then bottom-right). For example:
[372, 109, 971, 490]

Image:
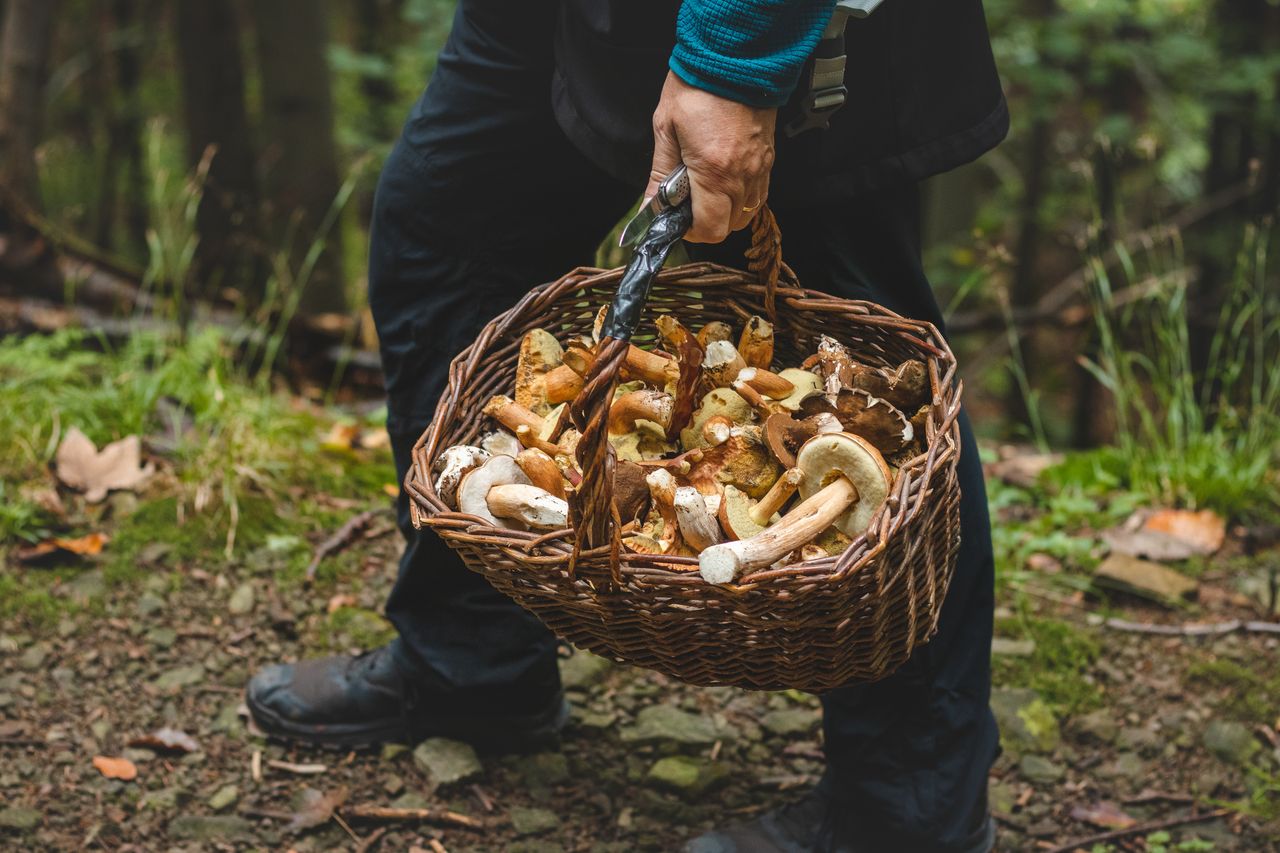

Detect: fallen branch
[354, 826, 387, 853]
[1047, 807, 1231, 853]
[1100, 617, 1280, 636]
[305, 509, 384, 582]
[266, 759, 327, 775]
[342, 805, 484, 830]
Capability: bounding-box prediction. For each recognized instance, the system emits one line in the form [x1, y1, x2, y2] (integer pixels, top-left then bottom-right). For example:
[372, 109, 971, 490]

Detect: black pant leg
[693, 187, 997, 849]
[369, 0, 637, 694]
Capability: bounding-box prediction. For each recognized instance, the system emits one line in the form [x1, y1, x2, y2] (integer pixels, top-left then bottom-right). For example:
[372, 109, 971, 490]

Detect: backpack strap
[784, 0, 886, 138]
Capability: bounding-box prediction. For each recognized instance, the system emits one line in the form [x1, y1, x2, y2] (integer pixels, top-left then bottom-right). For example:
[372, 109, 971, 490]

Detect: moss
[316, 606, 396, 652]
[1187, 658, 1280, 725]
[0, 573, 81, 629]
[992, 616, 1103, 714]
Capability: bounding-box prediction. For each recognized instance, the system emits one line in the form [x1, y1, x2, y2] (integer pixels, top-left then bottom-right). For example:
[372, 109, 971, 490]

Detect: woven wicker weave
[406, 210, 963, 691]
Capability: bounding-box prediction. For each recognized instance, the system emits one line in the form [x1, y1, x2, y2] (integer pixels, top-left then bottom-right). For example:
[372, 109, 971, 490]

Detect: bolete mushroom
[609, 389, 674, 435]
[775, 369, 823, 412]
[673, 486, 723, 552]
[763, 411, 840, 469]
[736, 366, 795, 399]
[456, 456, 531, 528]
[702, 340, 746, 388]
[686, 426, 781, 499]
[486, 484, 569, 530]
[514, 329, 564, 415]
[800, 388, 913, 455]
[680, 388, 754, 450]
[802, 336, 856, 404]
[717, 485, 773, 540]
[479, 429, 522, 458]
[514, 447, 565, 499]
[697, 432, 890, 583]
[696, 321, 733, 348]
[645, 468, 681, 552]
[850, 359, 930, 412]
[433, 445, 490, 508]
[614, 460, 652, 522]
[738, 316, 774, 369]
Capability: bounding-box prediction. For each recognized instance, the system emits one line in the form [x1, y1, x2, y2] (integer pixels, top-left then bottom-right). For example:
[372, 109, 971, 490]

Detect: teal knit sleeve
[669, 0, 838, 108]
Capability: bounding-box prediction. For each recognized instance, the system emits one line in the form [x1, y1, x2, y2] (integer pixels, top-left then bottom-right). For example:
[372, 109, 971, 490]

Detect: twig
[342, 805, 483, 830]
[428, 839, 448, 853]
[332, 811, 360, 845]
[1101, 617, 1280, 636]
[1047, 807, 1231, 853]
[0, 737, 45, 747]
[305, 509, 382, 582]
[266, 759, 328, 775]
[469, 784, 495, 813]
[354, 826, 386, 853]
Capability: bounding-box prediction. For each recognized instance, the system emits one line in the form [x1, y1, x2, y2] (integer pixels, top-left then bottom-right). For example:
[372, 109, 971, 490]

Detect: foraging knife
[618, 165, 690, 248]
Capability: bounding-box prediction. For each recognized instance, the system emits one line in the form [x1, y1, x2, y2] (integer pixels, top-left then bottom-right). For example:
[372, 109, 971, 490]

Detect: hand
[647, 71, 777, 244]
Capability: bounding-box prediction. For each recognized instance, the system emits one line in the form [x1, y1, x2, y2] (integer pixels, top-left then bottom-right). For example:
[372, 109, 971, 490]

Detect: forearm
[669, 0, 838, 108]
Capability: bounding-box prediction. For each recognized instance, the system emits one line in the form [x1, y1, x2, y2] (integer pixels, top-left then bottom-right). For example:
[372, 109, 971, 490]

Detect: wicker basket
[406, 210, 963, 691]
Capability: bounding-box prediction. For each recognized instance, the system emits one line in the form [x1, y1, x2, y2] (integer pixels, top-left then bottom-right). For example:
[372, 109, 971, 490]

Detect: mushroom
[614, 460, 652, 522]
[686, 426, 781, 500]
[696, 321, 733, 348]
[799, 388, 913, 455]
[484, 395, 568, 445]
[673, 486, 723, 552]
[775, 369, 823, 412]
[456, 456, 532, 528]
[680, 388, 754, 450]
[763, 411, 841, 468]
[697, 432, 890, 583]
[738, 316, 774, 369]
[486, 484, 569, 530]
[515, 447, 566, 499]
[479, 429, 522, 458]
[514, 329, 564, 415]
[732, 378, 784, 419]
[433, 445, 490, 508]
[610, 424, 676, 462]
[622, 346, 679, 387]
[701, 414, 733, 446]
[736, 366, 795, 399]
[802, 336, 856, 403]
[645, 468, 681, 552]
[655, 314, 704, 439]
[702, 340, 746, 388]
[717, 484, 773, 540]
[543, 364, 584, 405]
[748, 467, 803, 526]
[850, 359, 930, 412]
[609, 389, 674, 435]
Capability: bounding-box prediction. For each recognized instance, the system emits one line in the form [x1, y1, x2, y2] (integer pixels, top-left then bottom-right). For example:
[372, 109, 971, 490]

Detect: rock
[1097, 752, 1146, 780]
[518, 752, 570, 788]
[1073, 710, 1119, 745]
[0, 808, 40, 831]
[1019, 755, 1065, 785]
[390, 792, 430, 811]
[140, 787, 183, 810]
[760, 709, 819, 737]
[574, 710, 617, 730]
[1202, 720, 1259, 766]
[991, 688, 1059, 755]
[620, 705, 734, 748]
[510, 805, 561, 836]
[1093, 554, 1197, 605]
[1116, 726, 1160, 756]
[380, 743, 408, 761]
[646, 756, 732, 796]
[17, 645, 47, 671]
[64, 570, 106, 603]
[413, 737, 482, 786]
[153, 664, 205, 690]
[136, 593, 165, 618]
[383, 774, 404, 796]
[991, 637, 1037, 657]
[560, 652, 612, 690]
[168, 815, 255, 843]
[146, 627, 177, 649]
[988, 780, 1017, 815]
[227, 583, 256, 615]
[208, 784, 238, 811]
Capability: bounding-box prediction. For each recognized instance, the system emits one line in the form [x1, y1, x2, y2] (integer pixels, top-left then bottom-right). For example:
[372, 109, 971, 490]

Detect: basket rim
[407, 260, 963, 592]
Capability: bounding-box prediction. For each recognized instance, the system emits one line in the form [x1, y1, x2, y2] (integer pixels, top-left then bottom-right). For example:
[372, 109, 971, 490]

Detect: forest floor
[1, 334, 1278, 852]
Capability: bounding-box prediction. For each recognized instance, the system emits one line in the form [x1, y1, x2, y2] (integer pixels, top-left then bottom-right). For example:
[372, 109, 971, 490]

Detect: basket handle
[569, 205, 786, 567]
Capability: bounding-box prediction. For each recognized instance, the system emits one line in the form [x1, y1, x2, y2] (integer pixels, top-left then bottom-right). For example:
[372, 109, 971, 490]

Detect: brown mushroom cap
[680, 388, 754, 450]
[850, 359, 930, 412]
[456, 456, 532, 528]
[717, 484, 772, 540]
[688, 426, 781, 499]
[613, 461, 651, 522]
[696, 321, 733, 348]
[795, 432, 892, 538]
[799, 388, 913, 455]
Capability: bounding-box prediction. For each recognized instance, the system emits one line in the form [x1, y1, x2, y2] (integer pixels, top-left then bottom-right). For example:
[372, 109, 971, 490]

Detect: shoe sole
[246, 692, 571, 754]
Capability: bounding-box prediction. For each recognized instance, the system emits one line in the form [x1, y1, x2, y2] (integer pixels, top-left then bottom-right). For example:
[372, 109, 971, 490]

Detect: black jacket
[551, 0, 1008, 203]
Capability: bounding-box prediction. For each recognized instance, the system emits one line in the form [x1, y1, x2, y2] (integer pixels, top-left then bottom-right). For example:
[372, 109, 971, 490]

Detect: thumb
[645, 121, 682, 201]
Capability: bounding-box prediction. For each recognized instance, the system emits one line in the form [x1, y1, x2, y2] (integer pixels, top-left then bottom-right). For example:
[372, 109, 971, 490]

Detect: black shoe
[245, 644, 569, 751]
[682, 788, 995, 853]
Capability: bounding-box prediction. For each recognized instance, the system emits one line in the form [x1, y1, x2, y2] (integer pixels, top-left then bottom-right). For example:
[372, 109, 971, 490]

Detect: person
[246, 1, 1007, 850]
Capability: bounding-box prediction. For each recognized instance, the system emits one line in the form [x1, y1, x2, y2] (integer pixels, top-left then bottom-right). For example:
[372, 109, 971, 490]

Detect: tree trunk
[252, 0, 346, 315]
[0, 0, 58, 211]
[174, 0, 260, 301]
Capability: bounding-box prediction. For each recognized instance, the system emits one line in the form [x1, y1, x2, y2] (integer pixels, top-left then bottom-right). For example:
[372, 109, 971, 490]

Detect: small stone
[1093, 554, 1197, 605]
[413, 737, 482, 786]
[1202, 720, 1259, 766]
[991, 637, 1037, 657]
[140, 787, 182, 810]
[383, 774, 405, 796]
[146, 627, 177, 650]
[1116, 726, 1160, 756]
[17, 645, 47, 671]
[154, 664, 205, 690]
[991, 688, 1060, 755]
[123, 747, 156, 763]
[390, 792, 430, 811]
[1073, 709, 1119, 745]
[168, 815, 255, 842]
[227, 583, 256, 615]
[645, 755, 732, 796]
[65, 570, 106, 603]
[0, 808, 40, 831]
[760, 709, 819, 737]
[988, 780, 1017, 815]
[208, 784, 238, 811]
[1097, 752, 1146, 780]
[575, 710, 617, 730]
[510, 806, 560, 836]
[380, 742, 408, 761]
[509, 842, 567, 853]
[560, 652, 613, 690]
[518, 752, 570, 788]
[620, 705, 735, 748]
[90, 720, 112, 742]
[136, 593, 165, 618]
[1019, 755, 1065, 785]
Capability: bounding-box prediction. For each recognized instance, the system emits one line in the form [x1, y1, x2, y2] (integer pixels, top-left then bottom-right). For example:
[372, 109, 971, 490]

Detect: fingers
[729, 174, 769, 234]
[686, 171, 736, 244]
[645, 121, 682, 203]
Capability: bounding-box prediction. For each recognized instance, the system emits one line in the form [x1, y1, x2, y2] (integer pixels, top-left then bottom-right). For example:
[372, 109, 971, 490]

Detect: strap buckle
[784, 84, 848, 137]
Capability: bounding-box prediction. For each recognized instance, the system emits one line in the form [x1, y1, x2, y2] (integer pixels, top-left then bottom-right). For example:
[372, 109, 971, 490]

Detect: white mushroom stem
[748, 467, 803, 526]
[645, 468, 680, 551]
[737, 366, 795, 399]
[486, 484, 569, 530]
[673, 486, 723, 552]
[515, 448, 565, 499]
[701, 415, 733, 446]
[732, 379, 781, 418]
[699, 477, 858, 584]
[483, 395, 544, 436]
[515, 424, 562, 456]
[480, 430, 523, 458]
[702, 340, 746, 388]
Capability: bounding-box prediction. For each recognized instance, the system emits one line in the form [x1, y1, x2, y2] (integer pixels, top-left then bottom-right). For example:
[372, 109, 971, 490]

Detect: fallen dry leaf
[1069, 800, 1136, 830]
[1144, 508, 1225, 555]
[92, 755, 138, 781]
[987, 450, 1064, 489]
[286, 786, 347, 833]
[127, 727, 200, 754]
[13, 532, 109, 565]
[55, 427, 155, 503]
[382, 483, 399, 498]
[321, 423, 360, 452]
[327, 594, 357, 614]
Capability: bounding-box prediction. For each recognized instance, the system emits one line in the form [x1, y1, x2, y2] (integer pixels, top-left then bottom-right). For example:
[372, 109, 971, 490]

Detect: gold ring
[742, 201, 761, 213]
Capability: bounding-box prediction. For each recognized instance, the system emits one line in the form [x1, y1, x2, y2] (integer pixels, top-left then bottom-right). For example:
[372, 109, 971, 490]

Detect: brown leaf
[1069, 801, 1136, 830]
[321, 423, 360, 452]
[13, 532, 109, 565]
[127, 727, 200, 754]
[55, 427, 155, 503]
[327, 594, 357, 614]
[92, 755, 138, 781]
[287, 786, 348, 833]
[1143, 509, 1225, 555]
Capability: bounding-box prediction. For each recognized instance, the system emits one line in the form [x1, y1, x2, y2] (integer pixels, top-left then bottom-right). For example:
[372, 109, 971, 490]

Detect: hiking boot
[682, 787, 995, 853]
[245, 644, 568, 751]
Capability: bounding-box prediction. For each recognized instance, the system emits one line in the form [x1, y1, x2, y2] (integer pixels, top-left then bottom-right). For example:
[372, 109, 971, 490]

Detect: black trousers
[369, 3, 997, 849]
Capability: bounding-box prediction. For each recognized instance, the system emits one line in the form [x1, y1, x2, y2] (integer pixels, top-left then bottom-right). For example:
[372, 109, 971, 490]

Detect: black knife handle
[600, 199, 693, 341]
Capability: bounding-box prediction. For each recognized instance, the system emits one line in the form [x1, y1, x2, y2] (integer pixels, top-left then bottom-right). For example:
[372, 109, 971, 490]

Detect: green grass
[1185, 657, 1280, 726]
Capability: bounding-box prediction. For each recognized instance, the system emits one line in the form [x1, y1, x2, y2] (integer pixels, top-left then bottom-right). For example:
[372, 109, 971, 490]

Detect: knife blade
[618, 165, 690, 247]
